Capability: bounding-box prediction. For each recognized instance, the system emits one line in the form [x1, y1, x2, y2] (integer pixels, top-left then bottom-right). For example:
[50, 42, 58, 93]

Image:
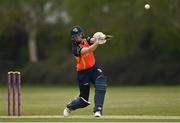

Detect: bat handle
[106, 35, 113, 37]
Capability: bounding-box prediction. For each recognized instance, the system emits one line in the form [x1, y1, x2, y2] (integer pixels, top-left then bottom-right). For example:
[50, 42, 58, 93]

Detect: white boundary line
[0, 115, 180, 119]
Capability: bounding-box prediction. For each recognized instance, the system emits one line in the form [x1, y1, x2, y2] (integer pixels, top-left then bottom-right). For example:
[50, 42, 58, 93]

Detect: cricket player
[63, 26, 107, 117]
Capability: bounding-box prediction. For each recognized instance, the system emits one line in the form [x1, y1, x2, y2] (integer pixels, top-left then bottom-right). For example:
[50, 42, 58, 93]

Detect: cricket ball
[145, 4, 150, 10]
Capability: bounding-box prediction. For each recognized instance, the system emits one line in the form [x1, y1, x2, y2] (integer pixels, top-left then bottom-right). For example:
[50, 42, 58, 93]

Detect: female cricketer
[63, 25, 107, 117]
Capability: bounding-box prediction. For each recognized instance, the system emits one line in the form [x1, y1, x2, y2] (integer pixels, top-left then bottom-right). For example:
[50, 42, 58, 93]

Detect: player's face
[72, 33, 84, 43]
[74, 35, 82, 43]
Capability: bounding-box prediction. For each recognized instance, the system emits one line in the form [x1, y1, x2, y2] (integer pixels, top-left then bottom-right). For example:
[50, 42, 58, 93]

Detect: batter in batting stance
[63, 26, 107, 117]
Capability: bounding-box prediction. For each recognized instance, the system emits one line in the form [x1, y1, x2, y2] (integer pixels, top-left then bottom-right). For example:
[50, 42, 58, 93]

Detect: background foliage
[0, 0, 180, 85]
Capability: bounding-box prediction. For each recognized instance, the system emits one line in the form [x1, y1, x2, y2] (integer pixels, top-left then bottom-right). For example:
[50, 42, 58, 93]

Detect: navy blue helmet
[71, 26, 84, 40]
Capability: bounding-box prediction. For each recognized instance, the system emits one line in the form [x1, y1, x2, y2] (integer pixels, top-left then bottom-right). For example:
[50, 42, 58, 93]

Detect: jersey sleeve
[72, 43, 82, 56]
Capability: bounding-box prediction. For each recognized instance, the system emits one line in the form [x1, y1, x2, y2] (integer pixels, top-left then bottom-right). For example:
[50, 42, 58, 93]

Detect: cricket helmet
[71, 26, 84, 40]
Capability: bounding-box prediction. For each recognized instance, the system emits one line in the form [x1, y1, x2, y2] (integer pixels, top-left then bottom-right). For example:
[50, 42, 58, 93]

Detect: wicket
[8, 71, 21, 116]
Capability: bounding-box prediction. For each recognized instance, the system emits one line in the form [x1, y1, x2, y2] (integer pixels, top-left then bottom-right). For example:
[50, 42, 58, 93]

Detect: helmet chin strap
[79, 39, 85, 44]
[74, 38, 82, 44]
[75, 40, 81, 44]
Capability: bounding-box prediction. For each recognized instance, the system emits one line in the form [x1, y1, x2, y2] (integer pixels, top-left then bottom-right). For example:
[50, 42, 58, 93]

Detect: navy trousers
[77, 65, 107, 112]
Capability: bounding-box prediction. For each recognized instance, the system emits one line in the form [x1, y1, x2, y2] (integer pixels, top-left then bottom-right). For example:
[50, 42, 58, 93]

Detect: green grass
[0, 85, 180, 122]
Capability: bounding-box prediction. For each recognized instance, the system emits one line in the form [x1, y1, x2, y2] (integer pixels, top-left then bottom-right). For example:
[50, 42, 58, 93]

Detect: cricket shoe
[63, 107, 71, 117]
[94, 111, 101, 117]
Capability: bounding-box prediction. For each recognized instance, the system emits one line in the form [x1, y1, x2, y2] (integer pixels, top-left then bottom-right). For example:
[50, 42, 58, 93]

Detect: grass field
[0, 85, 180, 122]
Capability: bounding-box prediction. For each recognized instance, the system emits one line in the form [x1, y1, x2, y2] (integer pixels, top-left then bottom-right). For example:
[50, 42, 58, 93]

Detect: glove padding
[93, 32, 107, 44]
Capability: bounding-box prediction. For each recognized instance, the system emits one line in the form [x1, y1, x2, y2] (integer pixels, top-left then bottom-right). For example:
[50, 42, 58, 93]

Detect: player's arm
[81, 41, 99, 55]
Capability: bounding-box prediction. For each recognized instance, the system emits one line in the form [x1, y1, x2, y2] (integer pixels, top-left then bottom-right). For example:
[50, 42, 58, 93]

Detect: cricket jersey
[72, 39, 95, 71]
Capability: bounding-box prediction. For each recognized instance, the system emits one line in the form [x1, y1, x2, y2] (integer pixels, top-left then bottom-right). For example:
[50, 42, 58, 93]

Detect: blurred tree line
[0, 0, 180, 85]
